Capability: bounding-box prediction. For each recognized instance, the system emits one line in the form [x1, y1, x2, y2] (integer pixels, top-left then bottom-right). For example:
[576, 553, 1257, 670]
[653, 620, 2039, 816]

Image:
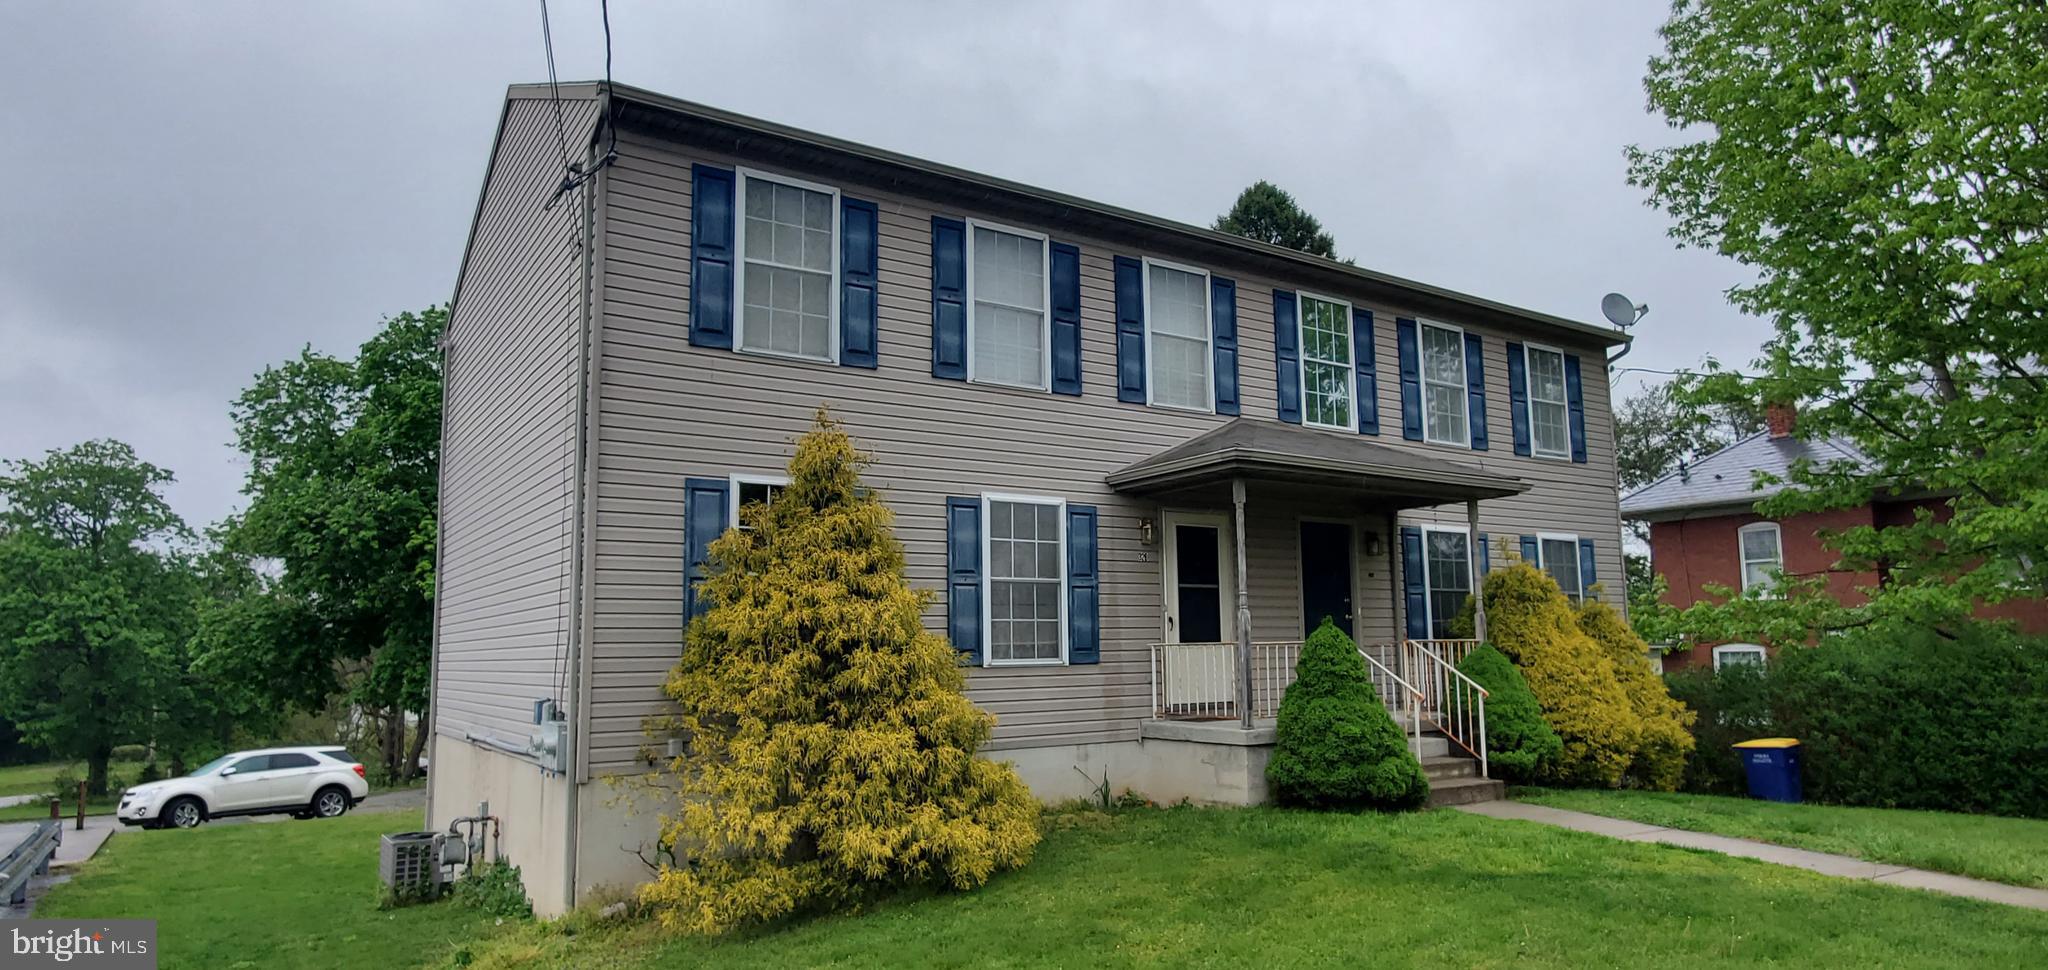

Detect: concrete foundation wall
[428, 735, 575, 916]
[996, 729, 1275, 807]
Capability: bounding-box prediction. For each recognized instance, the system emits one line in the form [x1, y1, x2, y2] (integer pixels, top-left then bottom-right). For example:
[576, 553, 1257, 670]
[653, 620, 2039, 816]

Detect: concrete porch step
[1426, 775, 1505, 808]
[1421, 756, 1477, 781]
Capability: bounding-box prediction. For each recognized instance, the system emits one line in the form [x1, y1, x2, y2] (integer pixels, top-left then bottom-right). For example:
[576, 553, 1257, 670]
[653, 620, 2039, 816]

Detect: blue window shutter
[839, 197, 879, 369]
[683, 478, 730, 622]
[1211, 276, 1240, 415]
[1050, 242, 1083, 395]
[1520, 534, 1539, 564]
[1565, 353, 1588, 463]
[1400, 526, 1428, 639]
[1067, 505, 1100, 664]
[930, 217, 967, 380]
[1273, 290, 1301, 423]
[1478, 533, 1491, 575]
[1396, 318, 1422, 441]
[688, 165, 735, 349]
[1464, 332, 1488, 450]
[1354, 307, 1378, 435]
[1506, 341, 1531, 456]
[1114, 256, 1146, 403]
[946, 497, 982, 663]
[1579, 538, 1598, 591]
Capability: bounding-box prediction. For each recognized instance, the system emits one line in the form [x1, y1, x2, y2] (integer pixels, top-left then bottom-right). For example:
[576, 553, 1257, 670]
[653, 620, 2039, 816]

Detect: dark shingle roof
[1620, 432, 1870, 520]
[1107, 418, 1529, 505]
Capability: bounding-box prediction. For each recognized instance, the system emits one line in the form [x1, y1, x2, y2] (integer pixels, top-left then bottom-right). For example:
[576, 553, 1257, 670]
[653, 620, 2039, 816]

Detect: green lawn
[36, 803, 2048, 969]
[0, 760, 111, 798]
[1515, 788, 2048, 889]
[35, 808, 506, 970]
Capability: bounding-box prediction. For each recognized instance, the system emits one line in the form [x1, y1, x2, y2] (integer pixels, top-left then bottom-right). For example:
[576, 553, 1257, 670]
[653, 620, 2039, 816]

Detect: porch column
[1467, 499, 1488, 643]
[1385, 509, 1406, 680]
[1232, 477, 1253, 729]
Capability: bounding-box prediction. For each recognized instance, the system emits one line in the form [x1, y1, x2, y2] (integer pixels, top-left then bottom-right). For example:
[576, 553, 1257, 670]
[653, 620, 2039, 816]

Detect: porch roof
[1106, 418, 1530, 506]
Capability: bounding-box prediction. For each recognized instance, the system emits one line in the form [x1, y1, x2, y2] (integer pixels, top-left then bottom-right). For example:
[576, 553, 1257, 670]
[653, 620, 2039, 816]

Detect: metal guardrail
[3, 819, 62, 907]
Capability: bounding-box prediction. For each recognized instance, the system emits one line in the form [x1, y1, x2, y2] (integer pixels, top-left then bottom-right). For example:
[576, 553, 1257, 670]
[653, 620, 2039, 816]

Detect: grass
[35, 802, 2048, 969]
[447, 806, 2048, 970]
[35, 808, 508, 970]
[1515, 787, 2048, 889]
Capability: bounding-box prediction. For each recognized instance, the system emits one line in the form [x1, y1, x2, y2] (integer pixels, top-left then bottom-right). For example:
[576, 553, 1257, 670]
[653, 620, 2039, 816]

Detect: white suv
[117, 746, 370, 830]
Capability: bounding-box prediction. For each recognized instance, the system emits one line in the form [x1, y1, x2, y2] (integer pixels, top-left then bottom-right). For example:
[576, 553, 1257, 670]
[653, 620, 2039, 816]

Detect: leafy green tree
[0, 441, 196, 794]
[220, 307, 443, 780]
[1267, 618, 1429, 810]
[1630, 1, 2048, 640]
[1213, 181, 1341, 258]
[1614, 380, 1763, 494]
[642, 411, 1039, 934]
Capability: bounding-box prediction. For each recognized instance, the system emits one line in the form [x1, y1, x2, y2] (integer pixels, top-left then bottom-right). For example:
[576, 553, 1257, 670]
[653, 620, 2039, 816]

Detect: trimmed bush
[1456, 643, 1561, 783]
[641, 411, 1040, 934]
[1268, 618, 1429, 810]
[1576, 599, 1696, 791]
[1664, 661, 1775, 795]
[1478, 563, 1637, 787]
[1770, 622, 2048, 817]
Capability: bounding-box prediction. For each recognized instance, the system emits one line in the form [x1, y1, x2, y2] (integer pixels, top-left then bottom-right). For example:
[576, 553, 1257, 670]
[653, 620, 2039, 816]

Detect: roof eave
[1107, 445, 1531, 503]
[598, 81, 1631, 350]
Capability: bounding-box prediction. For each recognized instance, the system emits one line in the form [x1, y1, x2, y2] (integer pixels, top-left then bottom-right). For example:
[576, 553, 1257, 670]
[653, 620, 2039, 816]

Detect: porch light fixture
[1362, 531, 1381, 558]
[1139, 517, 1157, 546]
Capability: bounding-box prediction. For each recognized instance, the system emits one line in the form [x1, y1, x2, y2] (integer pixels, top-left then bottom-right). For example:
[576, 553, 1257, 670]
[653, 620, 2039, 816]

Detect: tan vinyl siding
[583, 125, 1625, 769]
[434, 96, 599, 750]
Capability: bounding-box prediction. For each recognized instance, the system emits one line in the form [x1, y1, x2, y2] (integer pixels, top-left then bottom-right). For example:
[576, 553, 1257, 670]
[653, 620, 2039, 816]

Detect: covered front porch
[1107, 419, 1527, 796]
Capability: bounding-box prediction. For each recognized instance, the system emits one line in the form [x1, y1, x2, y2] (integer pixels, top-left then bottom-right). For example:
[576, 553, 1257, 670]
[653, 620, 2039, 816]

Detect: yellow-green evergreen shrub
[1478, 563, 1637, 787]
[639, 411, 1039, 934]
[1575, 597, 1696, 791]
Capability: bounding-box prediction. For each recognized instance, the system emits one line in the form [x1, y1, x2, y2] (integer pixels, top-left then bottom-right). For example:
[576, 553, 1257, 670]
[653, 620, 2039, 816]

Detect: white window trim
[963, 218, 1053, 392]
[1522, 342, 1571, 460]
[1534, 531, 1585, 601]
[980, 492, 1068, 667]
[1713, 643, 1768, 669]
[1296, 290, 1356, 433]
[1416, 524, 1473, 638]
[1162, 509, 1236, 643]
[731, 167, 842, 365]
[1416, 319, 1468, 446]
[727, 472, 790, 527]
[1739, 522, 1784, 593]
[1141, 256, 1215, 414]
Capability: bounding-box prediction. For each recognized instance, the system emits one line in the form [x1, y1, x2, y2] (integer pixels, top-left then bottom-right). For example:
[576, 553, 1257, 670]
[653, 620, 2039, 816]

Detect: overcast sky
[0, 1, 1764, 529]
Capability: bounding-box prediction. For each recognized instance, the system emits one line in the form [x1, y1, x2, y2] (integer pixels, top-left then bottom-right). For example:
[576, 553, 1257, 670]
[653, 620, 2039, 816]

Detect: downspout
[561, 95, 609, 913]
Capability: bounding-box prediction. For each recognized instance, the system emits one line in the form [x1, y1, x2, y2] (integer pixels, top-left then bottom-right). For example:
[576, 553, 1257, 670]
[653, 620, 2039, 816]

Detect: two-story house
[427, 81, 1630, 914]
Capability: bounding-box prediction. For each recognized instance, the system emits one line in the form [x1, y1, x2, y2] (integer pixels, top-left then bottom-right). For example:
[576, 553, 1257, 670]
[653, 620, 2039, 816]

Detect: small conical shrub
[1577, 598, 1696, 791]
[1456, 643, 1562, 783]
[1480, 563, 1638, 787]
[641, 409, 1040, 934]
[1267, 618, 1429, 810]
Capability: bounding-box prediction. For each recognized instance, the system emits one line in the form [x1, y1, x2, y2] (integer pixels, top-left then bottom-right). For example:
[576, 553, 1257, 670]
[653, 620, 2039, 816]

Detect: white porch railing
[1147, 639, 1440, 762]
[1402, 638, 1489, 776]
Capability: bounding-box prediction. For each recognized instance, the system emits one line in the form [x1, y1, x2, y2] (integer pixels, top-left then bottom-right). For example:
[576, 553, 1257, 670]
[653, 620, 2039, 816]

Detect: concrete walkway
[1459, 800, 2048, 912]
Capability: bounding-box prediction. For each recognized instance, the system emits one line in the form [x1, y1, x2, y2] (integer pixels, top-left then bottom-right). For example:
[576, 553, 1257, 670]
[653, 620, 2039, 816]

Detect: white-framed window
[982, 494, 1067, 665]
[1297, 292, 1354, 431]
[966, 220, 1051, 390]
[1523, 343, 1570, 459]
[1420, 321, 1468, 446]
[1536, 532, 1585, 603]
[1418, 525, 1472, 640]
[1739, 522, 1784, 593]
[1713, 643, 1767, 670]
[735, 168, 840, 362]
[1143, 257, 1213, 412]
[728, 473, 789, 531]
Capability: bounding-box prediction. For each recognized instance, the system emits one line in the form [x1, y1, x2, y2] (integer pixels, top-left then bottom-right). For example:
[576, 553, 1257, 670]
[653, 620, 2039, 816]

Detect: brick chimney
[1766, 401, 1797, 439]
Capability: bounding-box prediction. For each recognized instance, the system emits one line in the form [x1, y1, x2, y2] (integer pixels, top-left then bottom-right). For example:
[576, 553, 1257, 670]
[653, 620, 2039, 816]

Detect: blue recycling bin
[1733, 738, 1803, 803]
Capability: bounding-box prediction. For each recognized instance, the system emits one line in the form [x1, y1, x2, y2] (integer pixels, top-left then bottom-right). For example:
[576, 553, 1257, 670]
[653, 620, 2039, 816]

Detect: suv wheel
[312, 786, 350, 819]
[162, 797, 204, 830]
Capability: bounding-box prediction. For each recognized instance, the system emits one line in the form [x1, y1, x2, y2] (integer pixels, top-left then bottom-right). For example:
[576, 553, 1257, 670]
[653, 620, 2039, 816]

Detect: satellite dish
[1602, 292, 1647, 328]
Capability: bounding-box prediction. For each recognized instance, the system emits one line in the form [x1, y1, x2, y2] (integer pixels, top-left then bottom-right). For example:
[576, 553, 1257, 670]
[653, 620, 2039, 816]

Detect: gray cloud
[0, 0, 1763, 528]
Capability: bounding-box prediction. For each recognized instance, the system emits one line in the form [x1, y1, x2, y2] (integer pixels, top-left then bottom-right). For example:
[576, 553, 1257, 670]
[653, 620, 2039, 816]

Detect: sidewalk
[1459, 800, 2048, 912]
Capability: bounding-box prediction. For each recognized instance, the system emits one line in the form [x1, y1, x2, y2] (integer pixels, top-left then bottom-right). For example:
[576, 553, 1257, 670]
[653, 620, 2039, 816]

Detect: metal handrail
[1357, 647, 1429, 760]
[1404, 639, 1490, 778]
